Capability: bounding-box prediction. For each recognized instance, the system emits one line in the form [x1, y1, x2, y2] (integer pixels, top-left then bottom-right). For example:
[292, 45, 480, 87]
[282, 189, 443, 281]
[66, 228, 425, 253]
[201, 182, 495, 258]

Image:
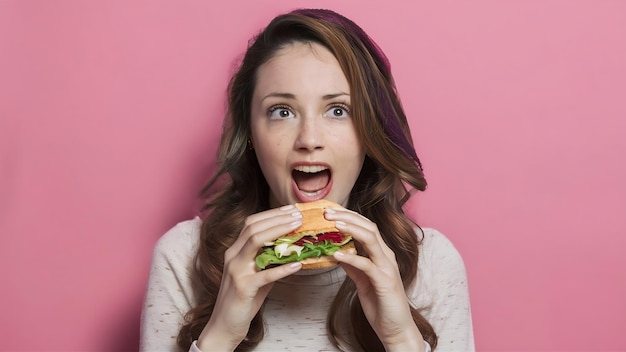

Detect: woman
[141, 8, 474, 352]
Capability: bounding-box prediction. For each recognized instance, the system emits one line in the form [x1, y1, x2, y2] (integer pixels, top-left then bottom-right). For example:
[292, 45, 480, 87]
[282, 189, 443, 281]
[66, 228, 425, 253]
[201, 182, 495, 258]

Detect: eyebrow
[260, 92, 350, 103]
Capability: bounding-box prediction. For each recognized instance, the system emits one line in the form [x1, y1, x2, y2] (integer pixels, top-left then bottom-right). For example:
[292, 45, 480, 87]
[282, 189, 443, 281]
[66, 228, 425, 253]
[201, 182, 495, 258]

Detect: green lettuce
[255, 241, 342, 269]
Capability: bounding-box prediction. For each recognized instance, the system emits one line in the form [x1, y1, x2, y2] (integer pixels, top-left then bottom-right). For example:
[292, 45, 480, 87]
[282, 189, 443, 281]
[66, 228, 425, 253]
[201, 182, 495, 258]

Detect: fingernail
[280, 205, 295, 211]
[290, 219, 302, 227]
[333, 251, 344, 257]
[325, 208, 336, 214]
[289, 262, 302, 270]
[335, 221, 346, 229]
[291, 211, 303, 217]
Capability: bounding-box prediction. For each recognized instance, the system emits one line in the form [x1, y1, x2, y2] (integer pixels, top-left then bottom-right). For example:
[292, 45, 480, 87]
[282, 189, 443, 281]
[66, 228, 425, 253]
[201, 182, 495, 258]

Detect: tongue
[293, 170, 330, 192]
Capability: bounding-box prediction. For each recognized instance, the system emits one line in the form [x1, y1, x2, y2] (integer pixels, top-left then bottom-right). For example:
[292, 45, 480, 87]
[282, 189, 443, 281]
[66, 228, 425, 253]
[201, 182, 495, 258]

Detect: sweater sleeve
[140, 218, 201, 352]
[409, 228, 475, 352]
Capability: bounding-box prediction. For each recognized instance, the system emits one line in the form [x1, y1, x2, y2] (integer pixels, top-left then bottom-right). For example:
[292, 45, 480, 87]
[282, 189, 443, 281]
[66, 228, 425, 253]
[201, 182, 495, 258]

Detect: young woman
[141, 8, 474, 352]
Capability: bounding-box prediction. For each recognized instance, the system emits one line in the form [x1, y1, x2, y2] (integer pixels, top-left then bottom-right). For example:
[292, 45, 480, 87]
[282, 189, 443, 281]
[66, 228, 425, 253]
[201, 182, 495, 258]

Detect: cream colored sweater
[140, 217, 475, 352]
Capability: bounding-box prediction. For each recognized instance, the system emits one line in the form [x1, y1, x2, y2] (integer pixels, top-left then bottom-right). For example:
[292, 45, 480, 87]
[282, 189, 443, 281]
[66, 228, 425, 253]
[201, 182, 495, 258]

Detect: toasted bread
[290, 200, 341, 237]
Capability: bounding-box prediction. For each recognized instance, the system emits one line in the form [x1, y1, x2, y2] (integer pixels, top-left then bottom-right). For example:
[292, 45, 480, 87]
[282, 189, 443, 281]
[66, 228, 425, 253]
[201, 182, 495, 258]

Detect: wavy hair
[177, 8, 437, 351]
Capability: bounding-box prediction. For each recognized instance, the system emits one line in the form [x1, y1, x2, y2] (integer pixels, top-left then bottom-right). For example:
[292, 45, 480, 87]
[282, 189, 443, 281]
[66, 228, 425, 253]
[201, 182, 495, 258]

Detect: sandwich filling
[255, 231, 352, 269]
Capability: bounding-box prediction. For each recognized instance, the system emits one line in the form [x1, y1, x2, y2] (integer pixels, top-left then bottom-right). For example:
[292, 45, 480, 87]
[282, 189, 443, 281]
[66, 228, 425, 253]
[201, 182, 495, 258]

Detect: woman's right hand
[196, 205, 304, 351]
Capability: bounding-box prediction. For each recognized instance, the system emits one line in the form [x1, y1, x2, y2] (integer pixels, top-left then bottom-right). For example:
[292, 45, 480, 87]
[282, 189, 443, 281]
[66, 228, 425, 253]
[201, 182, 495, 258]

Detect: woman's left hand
[324, 207, 426, 352]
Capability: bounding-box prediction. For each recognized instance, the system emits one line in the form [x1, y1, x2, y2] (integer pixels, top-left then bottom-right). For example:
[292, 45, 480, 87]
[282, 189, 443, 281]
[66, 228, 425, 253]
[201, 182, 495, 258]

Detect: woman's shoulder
[152, 217, 203, 260]
[409, 227, 469, 307]
[417, 227, 468, 281]
[418, 227, 466, 268]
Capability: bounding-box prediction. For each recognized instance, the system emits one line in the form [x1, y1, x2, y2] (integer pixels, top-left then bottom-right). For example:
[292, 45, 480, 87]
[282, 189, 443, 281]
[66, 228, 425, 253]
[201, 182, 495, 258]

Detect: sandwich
[255, 199, 356, 270]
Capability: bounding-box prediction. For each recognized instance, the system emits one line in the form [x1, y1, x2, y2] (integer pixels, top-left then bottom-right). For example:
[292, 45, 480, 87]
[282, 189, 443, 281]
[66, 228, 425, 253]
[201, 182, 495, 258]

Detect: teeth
[301, 189, 324, 196]
[293, 165, 328, 173]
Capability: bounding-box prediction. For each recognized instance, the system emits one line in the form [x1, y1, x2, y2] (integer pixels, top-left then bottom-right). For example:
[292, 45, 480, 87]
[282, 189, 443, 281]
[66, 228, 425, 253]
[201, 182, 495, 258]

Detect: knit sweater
[140, 217, 475, 351]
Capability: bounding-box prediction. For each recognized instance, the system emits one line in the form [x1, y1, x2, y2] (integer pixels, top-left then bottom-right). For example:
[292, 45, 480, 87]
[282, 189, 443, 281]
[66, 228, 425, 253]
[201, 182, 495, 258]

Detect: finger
[228, 206, 302, 255]
[237, 217, 302, 259]
[245, 204, 299, 228]
[336, 259, 369, 287]
[334, 251, 401, 292]
[328, 210, 391, 264]
[332, 207, 396, 260]
[332, 250, 383, 282]
[325, 207, 383, 245]
[254, 261, 303, 287]
[240, 205, 302, 242]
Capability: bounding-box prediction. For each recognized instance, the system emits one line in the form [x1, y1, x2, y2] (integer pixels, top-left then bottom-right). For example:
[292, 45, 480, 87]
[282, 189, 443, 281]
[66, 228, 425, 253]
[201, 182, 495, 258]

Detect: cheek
[252, 122, 287, 150]
[254, 138, 286, 166]
[332, 128, 365, 157]
[263, 138, 285, 153]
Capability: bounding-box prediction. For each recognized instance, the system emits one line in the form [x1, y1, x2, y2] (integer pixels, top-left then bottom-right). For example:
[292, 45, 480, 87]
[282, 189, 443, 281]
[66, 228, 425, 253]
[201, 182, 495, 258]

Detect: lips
[292, 164, 332, 201]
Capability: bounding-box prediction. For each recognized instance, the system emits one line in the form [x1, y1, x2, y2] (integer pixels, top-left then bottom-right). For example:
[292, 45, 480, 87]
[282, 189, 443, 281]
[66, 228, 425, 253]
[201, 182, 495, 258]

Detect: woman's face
[250, 42, 366, 208]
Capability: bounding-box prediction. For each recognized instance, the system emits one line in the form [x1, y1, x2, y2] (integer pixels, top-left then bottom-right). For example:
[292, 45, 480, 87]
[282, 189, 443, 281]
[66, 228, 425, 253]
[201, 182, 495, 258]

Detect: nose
[294, 115, 324, 152]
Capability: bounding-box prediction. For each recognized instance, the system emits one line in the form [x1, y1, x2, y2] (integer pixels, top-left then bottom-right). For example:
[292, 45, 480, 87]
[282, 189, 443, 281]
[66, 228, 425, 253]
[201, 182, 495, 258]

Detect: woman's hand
[325, 207, 426, 352]
[197, 205, 304, 351]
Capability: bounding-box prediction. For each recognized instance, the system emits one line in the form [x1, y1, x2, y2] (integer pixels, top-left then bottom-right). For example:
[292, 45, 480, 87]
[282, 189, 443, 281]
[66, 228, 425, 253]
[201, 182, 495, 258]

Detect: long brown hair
[178, 9, 437, 351]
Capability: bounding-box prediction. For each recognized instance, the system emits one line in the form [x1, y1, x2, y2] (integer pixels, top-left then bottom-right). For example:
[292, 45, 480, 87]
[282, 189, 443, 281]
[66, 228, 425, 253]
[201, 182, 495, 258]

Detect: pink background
[1, 1, 625, 351]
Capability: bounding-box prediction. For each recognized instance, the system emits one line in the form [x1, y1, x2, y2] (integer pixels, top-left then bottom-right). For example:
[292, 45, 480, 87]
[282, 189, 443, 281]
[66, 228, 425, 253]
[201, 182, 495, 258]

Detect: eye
[268, 105, 295, 119]
[325, 104, 350, 119]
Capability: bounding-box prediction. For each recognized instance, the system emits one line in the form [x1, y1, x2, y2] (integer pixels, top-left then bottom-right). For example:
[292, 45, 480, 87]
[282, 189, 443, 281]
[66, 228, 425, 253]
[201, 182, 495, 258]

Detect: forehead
[253, 42, 350, 97]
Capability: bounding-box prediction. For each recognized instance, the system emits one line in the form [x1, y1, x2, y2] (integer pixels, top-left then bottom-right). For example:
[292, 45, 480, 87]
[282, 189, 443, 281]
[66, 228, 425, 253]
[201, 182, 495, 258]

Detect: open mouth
[292, 165, 331, 199]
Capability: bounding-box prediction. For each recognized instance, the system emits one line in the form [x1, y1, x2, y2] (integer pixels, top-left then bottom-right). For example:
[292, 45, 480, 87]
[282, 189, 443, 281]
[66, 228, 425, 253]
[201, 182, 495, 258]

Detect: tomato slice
[293, 232, 343, 246]
[293, 238, 312, 246]
[316, 232, 343, 243]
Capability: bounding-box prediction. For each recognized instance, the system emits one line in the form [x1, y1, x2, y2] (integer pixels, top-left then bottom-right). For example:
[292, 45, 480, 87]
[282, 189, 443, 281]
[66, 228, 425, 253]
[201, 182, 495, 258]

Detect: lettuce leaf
[255, 240, 343, 269]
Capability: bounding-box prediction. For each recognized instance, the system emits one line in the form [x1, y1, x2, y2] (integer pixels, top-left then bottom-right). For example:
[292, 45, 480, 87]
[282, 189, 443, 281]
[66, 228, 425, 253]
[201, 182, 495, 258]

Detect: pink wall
[1, 1, 625, 351]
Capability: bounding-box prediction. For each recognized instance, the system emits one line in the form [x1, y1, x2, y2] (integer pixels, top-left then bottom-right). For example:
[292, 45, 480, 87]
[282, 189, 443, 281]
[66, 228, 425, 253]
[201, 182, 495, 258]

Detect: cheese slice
[274, 243, 304, 258]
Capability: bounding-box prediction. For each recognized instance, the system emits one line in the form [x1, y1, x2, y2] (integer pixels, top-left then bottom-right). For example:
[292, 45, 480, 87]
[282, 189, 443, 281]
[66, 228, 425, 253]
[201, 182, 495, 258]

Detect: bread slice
[291, 200, 340, 237]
